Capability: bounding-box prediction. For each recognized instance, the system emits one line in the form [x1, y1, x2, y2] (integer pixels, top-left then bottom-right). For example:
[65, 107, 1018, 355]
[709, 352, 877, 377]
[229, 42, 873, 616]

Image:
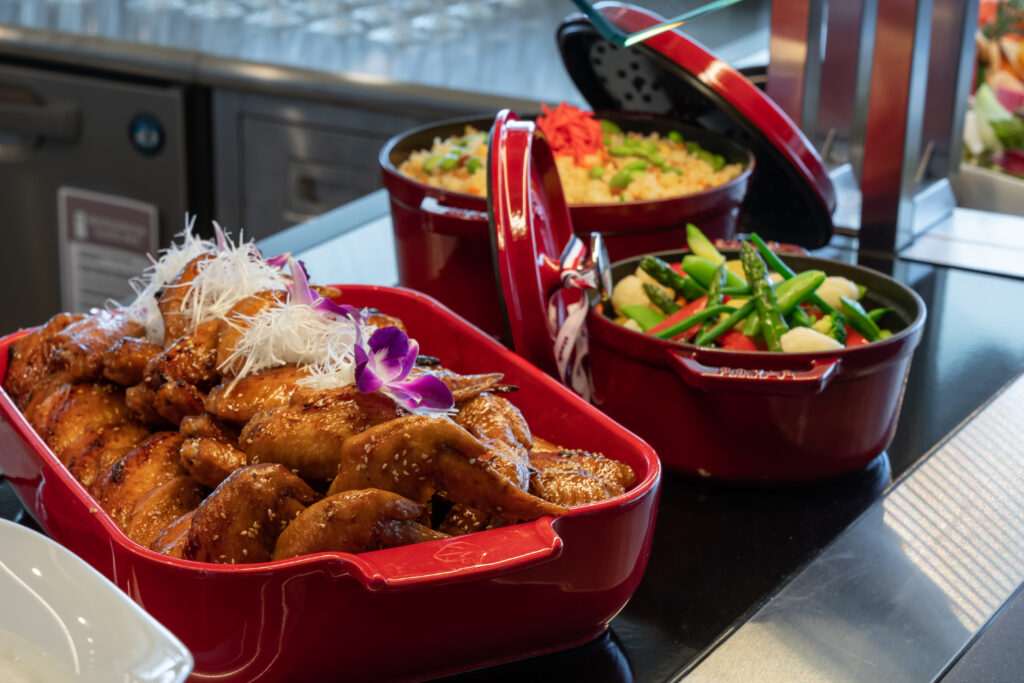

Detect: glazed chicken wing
[150, 510, 195, 558]
[214, 291, 285, 377]
[146, 318, 221, 389]
[125, 382, 173, 428]
[51, 310, 146, 382]
[123, 475, 206, 548]
[241, 389, 406, 483]
[182, 463, 320, 564]
[180, 437, 246, 489]
[412, 368, 506, 402]
[101, 337, 162, 387]
[158, 253, 214, 345]
[91, 431, 188, 529]
[454, 393, 533, 490]
[272, 488, 447, 560]
[329, 415, 566, 520]
[63, 422, 152, 489]
[204, 364, 311, 423]
[3, 312, 84, 409]
[180, 412, 241, 446]
[528, 442, 637, 508]
[25, 382, 134, 460]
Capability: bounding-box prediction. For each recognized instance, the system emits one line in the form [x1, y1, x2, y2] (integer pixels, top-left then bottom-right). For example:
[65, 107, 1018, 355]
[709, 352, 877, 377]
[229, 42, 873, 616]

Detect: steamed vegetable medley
[610, 225, 898, 352]
[398, 103, 745, 203]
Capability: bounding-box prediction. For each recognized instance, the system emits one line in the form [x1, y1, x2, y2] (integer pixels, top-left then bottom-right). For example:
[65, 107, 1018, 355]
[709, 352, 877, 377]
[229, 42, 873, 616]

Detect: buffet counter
[5, 191, 1022, 681]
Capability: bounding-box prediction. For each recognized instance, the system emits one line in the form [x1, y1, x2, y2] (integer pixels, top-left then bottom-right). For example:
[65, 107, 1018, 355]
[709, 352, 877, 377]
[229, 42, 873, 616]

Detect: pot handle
[336, 518, 563, 592]
[666, 352, 841, 395]
[419, 196, 489, 237]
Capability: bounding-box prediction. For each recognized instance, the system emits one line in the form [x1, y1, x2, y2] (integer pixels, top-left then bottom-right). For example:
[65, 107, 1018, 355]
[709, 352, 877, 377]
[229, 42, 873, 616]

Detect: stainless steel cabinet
[212, 90, 488, 240]
[0, 62, 188, 330]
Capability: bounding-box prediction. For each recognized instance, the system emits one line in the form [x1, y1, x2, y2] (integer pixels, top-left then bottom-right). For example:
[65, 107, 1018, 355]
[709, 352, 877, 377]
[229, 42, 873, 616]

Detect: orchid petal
[398, 338, 419, 378]
[356, 362, 384, 393]
[265, 253, 290, 269]
[212, 220, 230, 252]
[391, 375, 455, 411]
[313, 298, 362, 321]
[286, 255, 316, 307]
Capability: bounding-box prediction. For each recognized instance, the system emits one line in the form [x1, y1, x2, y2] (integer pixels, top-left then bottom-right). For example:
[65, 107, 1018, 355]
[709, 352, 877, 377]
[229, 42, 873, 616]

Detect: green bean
[623, 159, 648, 171]
[651, 305, 738, 340]
[647, 153, 665, 165]
[588, 165, 605, 179]
[607, 145, 636, 157]
[694, 300, 756, 346]
[466, 157, 483, 173]
[668, 130, 684, 143]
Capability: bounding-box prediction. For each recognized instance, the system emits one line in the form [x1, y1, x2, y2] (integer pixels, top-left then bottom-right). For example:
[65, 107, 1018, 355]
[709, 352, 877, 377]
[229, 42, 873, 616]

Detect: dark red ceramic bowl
[587, 250, 926, 482]
[379, 112, 753, 337]
[0, 285, 661, 682]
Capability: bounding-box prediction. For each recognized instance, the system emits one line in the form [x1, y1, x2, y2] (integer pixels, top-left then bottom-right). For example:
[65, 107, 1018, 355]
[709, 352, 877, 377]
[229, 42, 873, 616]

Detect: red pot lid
[556, 2, 836, 248]
[487, 110, 575, 378]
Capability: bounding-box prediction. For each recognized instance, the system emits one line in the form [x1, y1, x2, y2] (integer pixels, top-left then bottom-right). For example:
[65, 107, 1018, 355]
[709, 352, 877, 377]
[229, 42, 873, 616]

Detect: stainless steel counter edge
[0, 23, 546, 113]
[680, 371, 1024, 683]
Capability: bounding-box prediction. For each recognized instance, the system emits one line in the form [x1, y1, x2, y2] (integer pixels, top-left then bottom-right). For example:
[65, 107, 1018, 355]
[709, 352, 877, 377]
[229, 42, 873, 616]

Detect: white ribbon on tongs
[548, 234, 609, 402]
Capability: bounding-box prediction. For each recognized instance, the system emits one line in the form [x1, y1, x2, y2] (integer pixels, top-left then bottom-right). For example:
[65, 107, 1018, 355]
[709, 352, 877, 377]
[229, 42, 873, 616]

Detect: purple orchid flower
[264, 252, 291, 270]
[285, 256, 362, 320]
[354, 326, 454, 412]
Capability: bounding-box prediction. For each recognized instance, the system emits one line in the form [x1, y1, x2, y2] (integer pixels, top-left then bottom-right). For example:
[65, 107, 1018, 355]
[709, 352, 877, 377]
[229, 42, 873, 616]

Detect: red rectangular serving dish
[0, 285, 661, 682]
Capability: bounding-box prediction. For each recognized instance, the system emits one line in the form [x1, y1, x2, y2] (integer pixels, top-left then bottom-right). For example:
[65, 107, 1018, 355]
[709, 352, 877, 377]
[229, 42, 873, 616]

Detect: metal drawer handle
[0, 100, 80, 142]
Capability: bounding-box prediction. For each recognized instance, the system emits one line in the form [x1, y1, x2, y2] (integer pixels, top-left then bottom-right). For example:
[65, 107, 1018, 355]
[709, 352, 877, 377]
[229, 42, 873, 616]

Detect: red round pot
[379, 112, 753, 337]
[588, 250, 927, 482]
[486, 113, 926, 484]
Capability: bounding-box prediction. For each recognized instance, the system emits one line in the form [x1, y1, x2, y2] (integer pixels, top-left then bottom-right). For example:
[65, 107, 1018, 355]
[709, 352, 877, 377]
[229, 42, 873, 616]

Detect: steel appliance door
[0, 63, 186, 331]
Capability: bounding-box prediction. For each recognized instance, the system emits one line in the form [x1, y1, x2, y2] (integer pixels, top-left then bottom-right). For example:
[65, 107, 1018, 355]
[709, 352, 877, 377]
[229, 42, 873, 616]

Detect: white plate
[0, 518, 192, 683]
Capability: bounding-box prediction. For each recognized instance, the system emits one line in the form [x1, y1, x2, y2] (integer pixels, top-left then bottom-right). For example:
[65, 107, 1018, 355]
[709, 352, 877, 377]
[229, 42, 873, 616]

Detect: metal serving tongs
[569, 0, 743, 47]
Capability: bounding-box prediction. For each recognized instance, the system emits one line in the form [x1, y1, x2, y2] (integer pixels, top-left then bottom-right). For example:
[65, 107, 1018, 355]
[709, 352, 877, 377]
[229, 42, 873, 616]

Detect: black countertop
[440, 257, 1024, 681]
[2, 239, 1023, 682]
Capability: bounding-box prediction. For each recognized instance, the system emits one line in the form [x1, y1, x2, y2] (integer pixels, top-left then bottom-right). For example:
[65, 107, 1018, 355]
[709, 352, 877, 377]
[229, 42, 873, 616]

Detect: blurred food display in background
[964, 0, 1024, 178]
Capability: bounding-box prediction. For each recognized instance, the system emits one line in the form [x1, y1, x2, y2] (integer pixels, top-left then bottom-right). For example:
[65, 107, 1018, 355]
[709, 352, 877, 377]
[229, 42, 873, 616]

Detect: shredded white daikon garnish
[177, 238, 288, 333]
[125, 216, 216, 342]
[123, 216, 287, 343]
[221, 301, 370, 388]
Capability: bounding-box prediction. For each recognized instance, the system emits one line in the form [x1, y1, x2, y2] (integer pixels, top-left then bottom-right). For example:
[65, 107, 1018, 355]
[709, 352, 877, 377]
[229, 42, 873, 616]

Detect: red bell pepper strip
[717, 329, 758, 350]
[649, 296, 708, 340]
[844, 326, 869, 347]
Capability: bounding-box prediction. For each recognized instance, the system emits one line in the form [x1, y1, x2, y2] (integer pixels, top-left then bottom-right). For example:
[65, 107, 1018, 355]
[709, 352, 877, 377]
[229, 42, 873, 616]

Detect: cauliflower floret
[816, 276, 860, 310]
[621, 318, 644, 333]
[611, 275, 660, 315]
[780, 326, 844, 353]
